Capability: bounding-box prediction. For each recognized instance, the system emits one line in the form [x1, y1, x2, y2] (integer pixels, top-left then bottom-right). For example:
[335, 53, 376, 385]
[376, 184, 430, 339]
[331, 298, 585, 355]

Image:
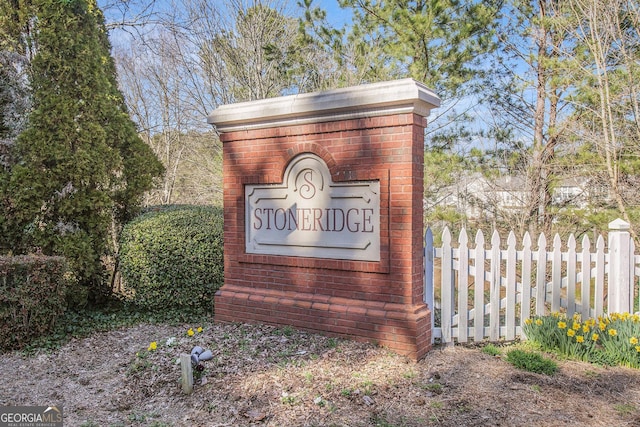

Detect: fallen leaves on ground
[1, 321, 639, 426]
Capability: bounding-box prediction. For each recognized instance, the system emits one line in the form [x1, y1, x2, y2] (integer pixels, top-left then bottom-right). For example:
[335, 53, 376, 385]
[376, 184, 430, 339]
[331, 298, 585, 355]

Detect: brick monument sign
[208, 79, 440, 360]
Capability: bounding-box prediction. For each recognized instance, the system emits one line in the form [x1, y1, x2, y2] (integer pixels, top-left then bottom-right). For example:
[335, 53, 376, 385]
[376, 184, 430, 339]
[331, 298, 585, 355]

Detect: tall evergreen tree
[338, 0, 502, 101]
[481, 0, 577, 236]
[298, 0, 399, 90]
[300, 0, 502, 108]
[3, 0, 163, 303]
[1, 0, 34, 252]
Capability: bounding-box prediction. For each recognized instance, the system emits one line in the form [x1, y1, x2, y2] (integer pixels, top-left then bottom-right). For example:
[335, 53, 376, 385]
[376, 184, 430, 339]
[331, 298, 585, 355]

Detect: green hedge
[0, 255, 70, 351]
[119, 205, 224, 313]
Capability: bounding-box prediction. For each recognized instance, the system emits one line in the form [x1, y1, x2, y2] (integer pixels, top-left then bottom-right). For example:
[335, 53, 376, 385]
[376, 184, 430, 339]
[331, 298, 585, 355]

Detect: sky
[99, 0, 351, 29]
[99, 0, 354, 54]
[318, 0, 352, 27]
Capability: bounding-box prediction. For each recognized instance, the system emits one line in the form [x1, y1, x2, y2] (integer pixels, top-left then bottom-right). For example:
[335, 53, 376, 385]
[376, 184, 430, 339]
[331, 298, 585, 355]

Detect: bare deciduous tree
[111, 0, 326, 205]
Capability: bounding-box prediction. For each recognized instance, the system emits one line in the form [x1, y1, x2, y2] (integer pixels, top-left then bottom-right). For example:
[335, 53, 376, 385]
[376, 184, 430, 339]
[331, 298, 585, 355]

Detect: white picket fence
[424, 218, 640, 344]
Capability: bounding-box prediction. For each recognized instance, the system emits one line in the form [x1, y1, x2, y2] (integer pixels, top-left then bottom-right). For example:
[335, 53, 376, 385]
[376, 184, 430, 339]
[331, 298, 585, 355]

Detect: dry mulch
[1, 321, 640, 426]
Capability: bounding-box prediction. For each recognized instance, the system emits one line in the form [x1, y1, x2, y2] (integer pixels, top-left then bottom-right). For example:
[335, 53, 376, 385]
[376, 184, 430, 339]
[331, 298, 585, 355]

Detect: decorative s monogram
[296, 169, 317, 199]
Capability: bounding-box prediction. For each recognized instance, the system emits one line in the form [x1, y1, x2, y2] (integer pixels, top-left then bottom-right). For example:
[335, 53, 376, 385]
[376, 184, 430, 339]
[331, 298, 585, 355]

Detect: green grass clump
[481, 344, 501, 356]
[506, 349, 558, 375]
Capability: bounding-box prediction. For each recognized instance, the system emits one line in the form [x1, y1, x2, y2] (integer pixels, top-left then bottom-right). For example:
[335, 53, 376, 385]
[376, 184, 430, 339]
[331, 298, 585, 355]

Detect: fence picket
[520, 233, 533, 334]
[457, 229, 469, 343]
[567, 235, 577, 318]
[506, 232, 517, 341]
[473, 230, 485, 341]
[489, 230, 501, 341]
[580, 235, 592, 320]
[441, 227, 453, 344]
[595, 236, 605, 317]
[536, 233, 547, 316]
[552, 234, 562, 313]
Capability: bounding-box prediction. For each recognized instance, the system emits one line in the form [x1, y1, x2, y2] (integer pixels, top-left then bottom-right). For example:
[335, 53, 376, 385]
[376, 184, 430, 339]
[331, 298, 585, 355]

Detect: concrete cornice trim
[207, 78, 441, 133]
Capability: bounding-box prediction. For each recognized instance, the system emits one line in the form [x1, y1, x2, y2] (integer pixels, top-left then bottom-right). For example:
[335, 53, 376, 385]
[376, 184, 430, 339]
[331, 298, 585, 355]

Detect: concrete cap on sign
[207, 78, 441, 133]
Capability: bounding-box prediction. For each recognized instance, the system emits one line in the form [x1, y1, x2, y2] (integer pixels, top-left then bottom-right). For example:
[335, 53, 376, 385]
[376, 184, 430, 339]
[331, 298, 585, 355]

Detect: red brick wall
[215, 113, 432, 360]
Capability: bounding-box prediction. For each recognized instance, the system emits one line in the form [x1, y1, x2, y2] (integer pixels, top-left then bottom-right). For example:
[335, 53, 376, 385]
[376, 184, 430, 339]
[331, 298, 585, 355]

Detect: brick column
[208, 79, 440, 360]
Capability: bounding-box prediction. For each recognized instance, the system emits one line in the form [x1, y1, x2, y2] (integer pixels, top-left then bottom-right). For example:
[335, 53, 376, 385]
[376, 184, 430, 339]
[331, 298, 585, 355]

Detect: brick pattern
[216, 113, 432, 360]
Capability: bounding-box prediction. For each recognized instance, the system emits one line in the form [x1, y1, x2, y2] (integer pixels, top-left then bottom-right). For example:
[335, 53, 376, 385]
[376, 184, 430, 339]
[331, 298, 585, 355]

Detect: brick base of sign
[214, 285, 432, 360]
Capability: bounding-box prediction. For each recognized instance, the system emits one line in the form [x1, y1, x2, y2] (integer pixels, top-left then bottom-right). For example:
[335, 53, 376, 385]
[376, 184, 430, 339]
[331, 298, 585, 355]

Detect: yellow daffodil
[608, 329, 617, 337]
[567, 329, 576, 337]
[630, 337, 639, 345]
[535, 319, 543, 326]
[525, 318, 533, 325]
[197, 326, 204, 333]
[592, 333, 599, 341]
[187, 328, 195, 336]
[636, 346, 640, 353]
[148, 341, 157, 351]
[582, 325, 590, 333]
[576, 336, 584, 343]
[572, 322, 581, 331]
[599, 322, 606, 331]
[557, 321, 567, 329]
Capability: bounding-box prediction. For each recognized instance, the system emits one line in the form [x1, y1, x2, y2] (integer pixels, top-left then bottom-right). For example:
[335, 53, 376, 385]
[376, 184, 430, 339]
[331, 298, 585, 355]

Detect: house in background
[427, 172, 607, 221]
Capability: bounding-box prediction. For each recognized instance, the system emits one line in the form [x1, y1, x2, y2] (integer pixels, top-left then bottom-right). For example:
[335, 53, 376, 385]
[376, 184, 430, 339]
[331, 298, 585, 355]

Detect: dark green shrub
[119, 205, 223, 313]
[506, 349, 558, 375]
[0, 255, 70, 350]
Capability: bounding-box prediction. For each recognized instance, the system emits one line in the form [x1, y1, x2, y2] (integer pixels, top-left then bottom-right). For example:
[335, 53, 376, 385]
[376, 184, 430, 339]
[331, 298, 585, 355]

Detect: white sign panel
[246, 154, 380, 261]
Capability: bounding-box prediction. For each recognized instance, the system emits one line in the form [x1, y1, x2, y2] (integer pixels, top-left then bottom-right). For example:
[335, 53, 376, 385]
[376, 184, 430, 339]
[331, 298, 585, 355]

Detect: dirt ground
[1, 321, 639, 427]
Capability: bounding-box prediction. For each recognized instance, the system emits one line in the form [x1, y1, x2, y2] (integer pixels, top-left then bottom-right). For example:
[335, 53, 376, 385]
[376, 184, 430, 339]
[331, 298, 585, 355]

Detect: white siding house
[428, 173, 602, 220]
